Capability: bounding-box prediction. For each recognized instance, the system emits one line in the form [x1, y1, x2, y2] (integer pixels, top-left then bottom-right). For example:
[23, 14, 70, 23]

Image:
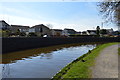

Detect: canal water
[2, 43, 96, 78]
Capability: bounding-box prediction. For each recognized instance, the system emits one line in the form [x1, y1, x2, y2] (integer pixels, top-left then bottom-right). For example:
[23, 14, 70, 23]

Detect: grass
[52, 42, 119, 80]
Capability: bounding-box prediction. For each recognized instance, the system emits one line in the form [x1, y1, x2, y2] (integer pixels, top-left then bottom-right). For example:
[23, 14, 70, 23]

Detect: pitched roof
[11, 25, 29, 28]
[32, 24, 49, 29]
[64, 28, 75, 31]
[0, 20, 10, 26]
[87, 30, 96, 33]
[52, 29, 63, 32]
[0, 20, 5, 22]
[64, 28, 76, 32]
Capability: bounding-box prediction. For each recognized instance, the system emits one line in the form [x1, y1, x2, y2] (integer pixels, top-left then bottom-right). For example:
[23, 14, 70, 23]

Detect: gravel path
[91, 44, 119, 78]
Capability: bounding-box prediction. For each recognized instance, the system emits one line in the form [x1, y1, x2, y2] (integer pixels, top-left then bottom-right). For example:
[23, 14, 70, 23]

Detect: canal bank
[2, 44, 96, 78]
[2, 43, 97, 64]
[2, 37, 120, 53]
[52, 43, 119, 79]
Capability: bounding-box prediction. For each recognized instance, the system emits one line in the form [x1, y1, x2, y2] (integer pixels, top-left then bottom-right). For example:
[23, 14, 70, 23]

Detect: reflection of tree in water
[39, 45, 97, 59]
[86, 44, 96, 49]
[2, 64, 11, 78]
[40, 53, 53, 59]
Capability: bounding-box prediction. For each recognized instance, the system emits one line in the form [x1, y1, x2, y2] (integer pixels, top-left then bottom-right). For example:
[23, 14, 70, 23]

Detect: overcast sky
[0, 2, 118, 31]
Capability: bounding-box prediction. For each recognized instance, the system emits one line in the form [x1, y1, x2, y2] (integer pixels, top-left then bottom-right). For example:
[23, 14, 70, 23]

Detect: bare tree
[97, 1, 120, 27]
[46, 24, 53, 29]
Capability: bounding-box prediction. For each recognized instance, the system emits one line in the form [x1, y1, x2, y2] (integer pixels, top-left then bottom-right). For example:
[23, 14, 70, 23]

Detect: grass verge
[52, 42, 119, 80]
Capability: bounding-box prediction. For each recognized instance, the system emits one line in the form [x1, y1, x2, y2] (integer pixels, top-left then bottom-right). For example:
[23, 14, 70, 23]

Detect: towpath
[91, 44, 119, 78]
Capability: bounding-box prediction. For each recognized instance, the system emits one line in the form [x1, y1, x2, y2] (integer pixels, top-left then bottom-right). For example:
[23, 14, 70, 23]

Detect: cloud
[0, 5, 45, 20]
[0, 0, 105, 2]
[0, 14, 117, 31]
[0, 14, 87, 31]
[0, 14, 55, 26]
[0, 2, 100, 31]
[0, 3, 117, 32]
[0, 14, 76, 30]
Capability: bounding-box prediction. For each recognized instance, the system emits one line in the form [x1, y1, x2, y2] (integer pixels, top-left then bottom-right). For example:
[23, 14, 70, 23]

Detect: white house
[100, 28, 114, 36]
[62, 29, 69, 36]
[51, 29, 63, 36]
[30, 24, 51, 36]
[106, 28, 114, 34]
[62, 28, 76, 36]
[11, 25, 29, 33]
[81, 31, 88, 35]
[87, 30, 97, 35]
[29, 27, 35, 33]
[76, 32, 81, 35]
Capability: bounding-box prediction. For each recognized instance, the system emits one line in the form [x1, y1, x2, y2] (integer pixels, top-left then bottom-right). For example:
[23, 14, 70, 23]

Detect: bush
[28, 32, 37, 37]
[20, 32, 26, 36]
[1, 30, 11, 37]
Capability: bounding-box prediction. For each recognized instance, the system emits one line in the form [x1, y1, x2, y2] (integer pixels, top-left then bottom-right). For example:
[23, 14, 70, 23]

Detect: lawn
[52, 42, 119, 80]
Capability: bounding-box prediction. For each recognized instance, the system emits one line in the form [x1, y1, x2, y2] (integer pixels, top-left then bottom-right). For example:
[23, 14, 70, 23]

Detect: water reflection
[2, 43, 97, 64]
[39, 53, 53, 59]
[2, 43, 100, 78]
[2, 64, 11, 78]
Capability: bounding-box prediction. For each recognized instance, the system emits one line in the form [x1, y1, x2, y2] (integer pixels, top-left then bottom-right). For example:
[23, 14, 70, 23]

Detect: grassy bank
[52, 42, 118, 80]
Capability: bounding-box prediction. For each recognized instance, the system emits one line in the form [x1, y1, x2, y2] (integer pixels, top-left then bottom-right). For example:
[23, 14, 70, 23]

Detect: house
[0, 20, 12, 30]
[30, 24, 51, 37]
[112, 31, 119, 36]
[100, 28, 114, 37]
[76, 32, 81, 35]
[62, 28, 76, 36]
[29, 27, 35, 33]
[81, 31, 87, 35]
[87, 30, 97, 35]
[11, 25, 29, 34]
[106, 28, 114, 34]
[51, 29, 63, 37]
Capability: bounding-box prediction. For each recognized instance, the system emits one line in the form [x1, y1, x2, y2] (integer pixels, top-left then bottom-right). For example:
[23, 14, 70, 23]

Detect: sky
[0, 2, 118, 31]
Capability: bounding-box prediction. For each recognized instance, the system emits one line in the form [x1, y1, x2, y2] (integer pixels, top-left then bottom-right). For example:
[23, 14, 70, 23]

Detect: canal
[2, 43, 97, 78]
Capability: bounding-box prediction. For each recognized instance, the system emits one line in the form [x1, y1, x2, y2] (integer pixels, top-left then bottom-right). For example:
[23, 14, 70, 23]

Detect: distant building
[105, 28, 114, 34]
[11, 25, 29, 33]
[62, 28, 76, 36]
[30, 24, 51, 37]
[81, 31, 87, 35]
[112, 31, 120, 37]
[29, 27, 35, 33]
[0, 20, 12, 30]
[76, 32, 81, 35]
[100, 28, 114, 36]
[87, 30, 97, 35]
[51, 29, 63, 37]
